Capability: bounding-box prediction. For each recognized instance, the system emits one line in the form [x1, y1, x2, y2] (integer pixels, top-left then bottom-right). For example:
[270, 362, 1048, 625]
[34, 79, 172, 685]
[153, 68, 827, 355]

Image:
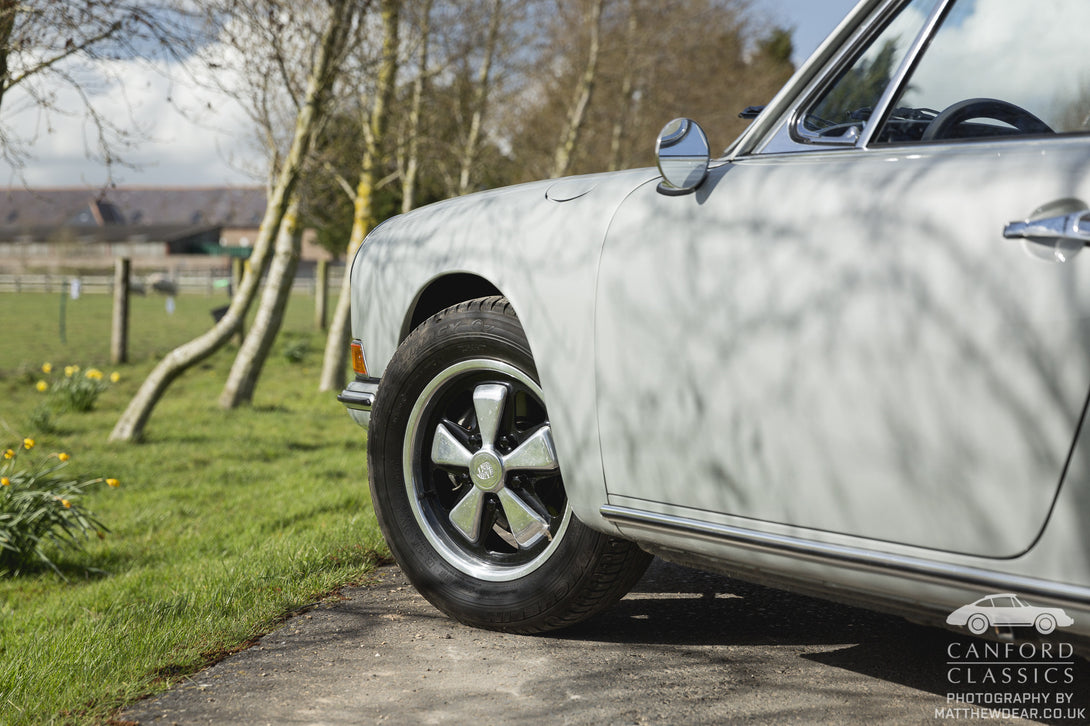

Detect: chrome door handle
[1003, 210, 1090, 243]
[1004, 209, 1090, 263]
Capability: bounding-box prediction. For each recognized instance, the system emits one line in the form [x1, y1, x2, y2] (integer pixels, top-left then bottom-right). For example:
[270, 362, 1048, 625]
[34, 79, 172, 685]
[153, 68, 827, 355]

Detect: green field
[0, 292, 386, 725]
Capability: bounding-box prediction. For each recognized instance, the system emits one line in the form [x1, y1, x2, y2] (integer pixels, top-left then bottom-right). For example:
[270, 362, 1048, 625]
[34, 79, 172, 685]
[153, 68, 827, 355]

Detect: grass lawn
[0, 291, 386, 725]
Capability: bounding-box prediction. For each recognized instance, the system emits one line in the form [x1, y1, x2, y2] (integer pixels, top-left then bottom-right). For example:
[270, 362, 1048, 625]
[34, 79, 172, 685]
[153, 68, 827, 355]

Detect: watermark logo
[938, 594, 1084, 722]
[946, 593, 1074, 636]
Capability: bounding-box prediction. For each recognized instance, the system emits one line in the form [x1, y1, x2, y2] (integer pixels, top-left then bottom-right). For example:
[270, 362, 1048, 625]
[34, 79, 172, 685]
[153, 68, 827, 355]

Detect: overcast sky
[0, 0, 862, 190]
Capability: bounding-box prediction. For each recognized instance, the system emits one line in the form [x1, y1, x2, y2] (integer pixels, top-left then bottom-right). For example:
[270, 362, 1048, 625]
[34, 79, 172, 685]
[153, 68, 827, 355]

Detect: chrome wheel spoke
[472, 384, 507, 449]
[431, 422, 473, 469]
[407, 358, 572, 581]
[502, 425, 558, 473]
[497, 488, 550, 548]
[449, 487, 487, 543]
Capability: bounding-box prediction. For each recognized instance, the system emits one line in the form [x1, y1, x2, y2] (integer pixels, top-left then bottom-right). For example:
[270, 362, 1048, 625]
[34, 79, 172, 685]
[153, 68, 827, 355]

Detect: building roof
[0, 223, 223, 245]
[0, 186, 266, 229]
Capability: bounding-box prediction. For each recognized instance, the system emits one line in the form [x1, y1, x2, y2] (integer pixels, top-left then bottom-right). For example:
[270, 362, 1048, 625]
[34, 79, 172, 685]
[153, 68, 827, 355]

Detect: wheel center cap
[469, 450, 504, 492]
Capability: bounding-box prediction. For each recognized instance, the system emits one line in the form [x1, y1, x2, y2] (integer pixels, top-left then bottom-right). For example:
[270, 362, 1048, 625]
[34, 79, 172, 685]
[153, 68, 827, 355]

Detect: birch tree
[456, 0, 502, 196]
[318, 0, 402, 393]
[511, 0, 793, 180]
[607, 0, 639, 172]
[219, 195, 304, 407]
[398, 0, 434, 214]
[551, 0, 604, 179]
[218, 2, 377, 408]
[111, 0, 364, 442]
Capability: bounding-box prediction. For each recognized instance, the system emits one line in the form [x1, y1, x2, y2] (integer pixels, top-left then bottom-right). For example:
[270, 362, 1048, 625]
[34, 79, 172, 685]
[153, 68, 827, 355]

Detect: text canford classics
[340, 0, 1090, 651]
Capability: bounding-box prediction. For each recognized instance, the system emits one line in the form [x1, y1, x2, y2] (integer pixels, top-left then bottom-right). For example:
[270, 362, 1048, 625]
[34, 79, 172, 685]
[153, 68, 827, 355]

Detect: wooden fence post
[315, 259, 329, 331]
[111, 258, 130, 365]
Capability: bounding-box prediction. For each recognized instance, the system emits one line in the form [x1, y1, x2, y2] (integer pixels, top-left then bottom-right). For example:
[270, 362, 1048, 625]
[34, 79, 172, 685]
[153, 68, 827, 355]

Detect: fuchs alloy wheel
[367, 297, 651, 633]
[404, 358, 571, 581]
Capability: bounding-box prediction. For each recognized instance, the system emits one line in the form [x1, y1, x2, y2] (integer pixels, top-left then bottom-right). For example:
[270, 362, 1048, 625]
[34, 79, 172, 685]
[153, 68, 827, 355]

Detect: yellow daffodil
[22, 438, 34, 450]
[36, 380, 48, 392]
[60, 499, 71, 509]
[110, 371, 121, 383]
[106, 478, 120, 488]
[1, 477, 9, 486]
[58, 452, 70, 462]
[4, 449, 14, 460]
[64, 365, 78, 377]
[85, 368, 103, 381]
[42, 362, 52, 374]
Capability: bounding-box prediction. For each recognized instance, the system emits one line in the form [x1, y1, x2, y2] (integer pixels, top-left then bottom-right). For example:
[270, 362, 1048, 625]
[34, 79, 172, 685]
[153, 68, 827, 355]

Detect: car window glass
[876, 0, 1090, 143]
[979, 599, 994, 607]
[796, 0, 940, 144]
[992, 596, 1016, 608]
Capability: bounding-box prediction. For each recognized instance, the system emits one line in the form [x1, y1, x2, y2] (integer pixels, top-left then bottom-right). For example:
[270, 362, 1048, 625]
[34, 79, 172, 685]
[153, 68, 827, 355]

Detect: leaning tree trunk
[110, 0, 357, 442]
[318, 0, 401, 393]
[218, 195, 302, 408]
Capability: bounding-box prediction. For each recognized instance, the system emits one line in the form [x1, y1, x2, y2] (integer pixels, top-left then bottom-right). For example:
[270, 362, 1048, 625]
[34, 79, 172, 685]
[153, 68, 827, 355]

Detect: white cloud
[898, 0, 1090, 128]
[0, 47, 265, 188]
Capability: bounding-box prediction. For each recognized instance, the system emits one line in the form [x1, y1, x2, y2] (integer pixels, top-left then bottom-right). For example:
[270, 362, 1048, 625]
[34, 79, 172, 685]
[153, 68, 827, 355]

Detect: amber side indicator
[350, 340, 368, 376]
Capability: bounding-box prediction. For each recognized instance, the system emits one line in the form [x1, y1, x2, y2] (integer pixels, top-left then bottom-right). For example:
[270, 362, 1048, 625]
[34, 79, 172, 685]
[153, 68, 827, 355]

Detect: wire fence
[0, 268, 344, 296]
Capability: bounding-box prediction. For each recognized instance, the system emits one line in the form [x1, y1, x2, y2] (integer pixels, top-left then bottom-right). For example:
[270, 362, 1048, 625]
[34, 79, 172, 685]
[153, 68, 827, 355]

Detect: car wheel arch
[402, 273, 503, 343]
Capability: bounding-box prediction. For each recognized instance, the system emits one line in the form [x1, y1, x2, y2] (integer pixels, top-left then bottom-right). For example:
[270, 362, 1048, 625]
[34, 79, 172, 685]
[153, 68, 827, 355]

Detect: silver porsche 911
[340, 0, 1090, 651]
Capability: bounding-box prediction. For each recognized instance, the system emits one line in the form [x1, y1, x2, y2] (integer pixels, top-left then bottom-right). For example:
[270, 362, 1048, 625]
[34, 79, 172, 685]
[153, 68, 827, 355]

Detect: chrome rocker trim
[601, 505, 1090, 609]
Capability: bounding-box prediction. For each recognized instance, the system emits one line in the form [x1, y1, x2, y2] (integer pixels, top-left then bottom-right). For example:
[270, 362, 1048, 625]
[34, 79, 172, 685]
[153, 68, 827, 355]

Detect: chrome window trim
[754, 0, 902, 155]
[733, 0, 887, 158]
[755, 0, 952, 156]
[856, 0, 951, 148]
[798, 0, 951, 149]
[600, 505, 1090, 609]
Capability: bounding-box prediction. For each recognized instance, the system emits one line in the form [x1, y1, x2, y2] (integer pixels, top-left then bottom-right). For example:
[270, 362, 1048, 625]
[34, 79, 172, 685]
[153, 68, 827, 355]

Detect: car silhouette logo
[946, 594, 1075, 635]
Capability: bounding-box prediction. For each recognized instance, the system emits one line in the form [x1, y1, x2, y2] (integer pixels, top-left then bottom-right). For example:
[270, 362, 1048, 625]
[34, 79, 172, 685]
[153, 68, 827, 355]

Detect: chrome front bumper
[337, 378, 379, 430]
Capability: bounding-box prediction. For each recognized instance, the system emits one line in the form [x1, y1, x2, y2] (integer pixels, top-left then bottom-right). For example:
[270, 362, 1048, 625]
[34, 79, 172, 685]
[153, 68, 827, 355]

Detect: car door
[594, 0, 1090, 558]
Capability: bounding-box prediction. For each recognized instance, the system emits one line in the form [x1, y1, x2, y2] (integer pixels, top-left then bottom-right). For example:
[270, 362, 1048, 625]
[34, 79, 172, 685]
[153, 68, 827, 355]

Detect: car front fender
[349, 167, 660, 533]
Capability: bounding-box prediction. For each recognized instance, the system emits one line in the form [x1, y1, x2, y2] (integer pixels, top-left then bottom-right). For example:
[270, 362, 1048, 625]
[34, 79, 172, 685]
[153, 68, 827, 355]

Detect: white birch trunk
[456, 0, 502, 196]
[218, 195, 302, 408]
[110, 0, 357, 441]
[318, 0, 401, 393]
[552, 0, 604, 179]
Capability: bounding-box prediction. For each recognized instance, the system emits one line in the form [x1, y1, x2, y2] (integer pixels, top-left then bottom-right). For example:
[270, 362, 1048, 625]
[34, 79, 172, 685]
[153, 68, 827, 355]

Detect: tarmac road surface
[119, 560, 1089, 725]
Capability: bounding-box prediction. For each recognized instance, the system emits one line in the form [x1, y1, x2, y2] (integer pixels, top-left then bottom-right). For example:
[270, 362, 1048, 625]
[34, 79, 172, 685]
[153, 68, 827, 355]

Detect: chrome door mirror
[656, 118, 710, 193]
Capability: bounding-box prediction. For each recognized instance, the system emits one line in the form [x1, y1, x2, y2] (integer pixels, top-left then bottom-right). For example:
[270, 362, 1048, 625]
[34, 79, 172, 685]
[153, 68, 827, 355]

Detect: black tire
[367, 296, 651, 633]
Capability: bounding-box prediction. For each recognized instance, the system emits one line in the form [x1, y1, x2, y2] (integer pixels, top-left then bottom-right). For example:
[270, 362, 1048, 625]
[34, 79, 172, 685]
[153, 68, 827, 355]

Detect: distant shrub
[281, 336, 310, 365]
